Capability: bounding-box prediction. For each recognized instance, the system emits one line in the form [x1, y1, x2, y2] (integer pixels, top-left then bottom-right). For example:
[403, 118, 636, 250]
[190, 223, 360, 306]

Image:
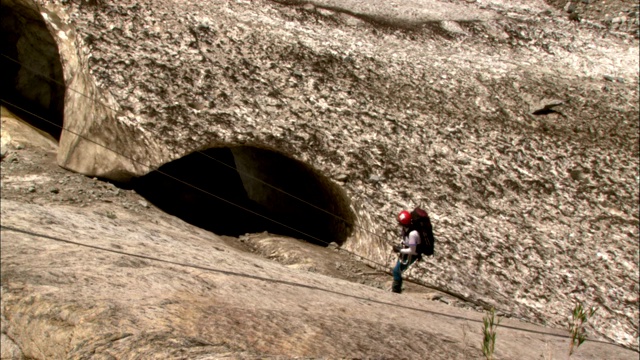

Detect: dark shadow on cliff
[270, 0, 485, 32]
[1, 0, 65, 141]
[131, 146, 355, 246]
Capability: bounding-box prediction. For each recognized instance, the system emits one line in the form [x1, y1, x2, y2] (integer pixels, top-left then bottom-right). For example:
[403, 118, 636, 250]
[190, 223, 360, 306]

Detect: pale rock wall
[11, 0, 640, 348]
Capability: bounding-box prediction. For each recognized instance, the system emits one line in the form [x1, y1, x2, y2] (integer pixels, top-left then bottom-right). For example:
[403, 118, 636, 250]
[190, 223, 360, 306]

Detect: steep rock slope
[2, 0, 639, 349]
[0, 129, 636, 358]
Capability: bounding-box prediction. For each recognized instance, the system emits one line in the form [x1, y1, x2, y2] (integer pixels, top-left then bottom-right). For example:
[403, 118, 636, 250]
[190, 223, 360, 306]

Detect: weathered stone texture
[11, 0, 640, 349]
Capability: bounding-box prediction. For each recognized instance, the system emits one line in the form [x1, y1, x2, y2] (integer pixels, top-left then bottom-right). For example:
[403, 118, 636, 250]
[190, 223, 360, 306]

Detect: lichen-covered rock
[5, 0, 639, 349]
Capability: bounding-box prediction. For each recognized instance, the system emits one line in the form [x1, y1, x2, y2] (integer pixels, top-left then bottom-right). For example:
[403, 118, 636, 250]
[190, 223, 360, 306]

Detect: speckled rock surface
[7, 0, 640, 350]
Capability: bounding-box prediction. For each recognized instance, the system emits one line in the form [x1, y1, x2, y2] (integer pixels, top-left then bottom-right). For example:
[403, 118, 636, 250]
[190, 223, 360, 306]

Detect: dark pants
[392, 255, 417, 293]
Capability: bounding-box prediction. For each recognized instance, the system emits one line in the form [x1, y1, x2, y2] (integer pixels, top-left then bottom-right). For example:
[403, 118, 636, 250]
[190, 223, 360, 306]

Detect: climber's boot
[391, 280, 402, 294]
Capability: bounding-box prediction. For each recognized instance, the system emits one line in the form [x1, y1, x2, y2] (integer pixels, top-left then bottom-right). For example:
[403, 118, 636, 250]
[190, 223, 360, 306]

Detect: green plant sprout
[481, 307, 501, 360]
[568, 302, 597, 357]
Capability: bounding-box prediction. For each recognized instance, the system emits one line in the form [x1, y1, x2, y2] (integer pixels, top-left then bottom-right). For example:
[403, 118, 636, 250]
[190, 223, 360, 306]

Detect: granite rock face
[3, 0, 639, 349]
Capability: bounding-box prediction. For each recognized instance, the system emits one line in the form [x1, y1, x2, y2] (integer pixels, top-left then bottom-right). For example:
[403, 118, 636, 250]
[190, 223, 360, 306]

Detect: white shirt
[400, 230, 421, 255]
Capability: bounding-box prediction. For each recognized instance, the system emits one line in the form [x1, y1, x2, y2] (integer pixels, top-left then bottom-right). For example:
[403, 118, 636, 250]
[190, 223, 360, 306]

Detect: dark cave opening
[132, 147, 355, 246]
[1, 0, 65, 141]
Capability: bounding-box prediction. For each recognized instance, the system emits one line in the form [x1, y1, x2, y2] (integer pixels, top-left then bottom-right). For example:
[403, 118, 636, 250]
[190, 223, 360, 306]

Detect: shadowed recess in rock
[132, 146, 355, 246]
[1, 0, 65, 141]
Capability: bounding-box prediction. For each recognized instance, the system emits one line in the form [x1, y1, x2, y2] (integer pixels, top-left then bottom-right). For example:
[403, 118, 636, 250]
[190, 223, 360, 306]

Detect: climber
[391, 208, 435, 294]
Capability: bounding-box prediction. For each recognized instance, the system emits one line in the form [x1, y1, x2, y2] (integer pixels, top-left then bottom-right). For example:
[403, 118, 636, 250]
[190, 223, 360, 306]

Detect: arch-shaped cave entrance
[132, 147, 355, 246]
[1, 0, 65, 140]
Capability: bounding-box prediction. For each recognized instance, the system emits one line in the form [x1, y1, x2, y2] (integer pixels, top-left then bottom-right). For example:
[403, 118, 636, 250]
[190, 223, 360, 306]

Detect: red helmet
[397, 210, 411, 226]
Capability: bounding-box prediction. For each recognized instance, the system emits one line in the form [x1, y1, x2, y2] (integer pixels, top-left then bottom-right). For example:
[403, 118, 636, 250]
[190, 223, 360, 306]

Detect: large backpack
[409, 207, 435, 259]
